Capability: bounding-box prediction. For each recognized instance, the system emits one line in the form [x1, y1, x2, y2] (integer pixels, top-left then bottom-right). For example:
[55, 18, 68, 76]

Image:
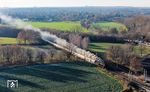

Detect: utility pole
[144, 69, 147, 82]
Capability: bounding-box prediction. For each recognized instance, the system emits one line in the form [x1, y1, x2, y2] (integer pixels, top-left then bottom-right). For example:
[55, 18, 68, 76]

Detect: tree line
[0, 45, 76, 66]
[2, 7, 148, 22]
[123, 15, 150, 42]
[17, 29, 44, 44]
[106, 44, 142, 73]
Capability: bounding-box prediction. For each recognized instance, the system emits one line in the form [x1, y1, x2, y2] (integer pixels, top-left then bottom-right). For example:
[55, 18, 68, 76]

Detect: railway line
[40, 32, 105, 66]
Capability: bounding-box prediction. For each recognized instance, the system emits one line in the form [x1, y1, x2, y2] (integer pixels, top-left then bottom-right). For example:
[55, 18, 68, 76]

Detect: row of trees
[106, 44, 142, 73]
[43, 29, 125, 44]
[0, 45, 73, 65]
[84, 15, 150, 43]
[17, 29, 90, 50]
[123, 15, 150, 42]
[2, 7, 143, 22]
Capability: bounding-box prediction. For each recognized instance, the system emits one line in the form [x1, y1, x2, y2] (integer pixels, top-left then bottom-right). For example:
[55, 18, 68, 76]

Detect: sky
[0, 0, 150, 8]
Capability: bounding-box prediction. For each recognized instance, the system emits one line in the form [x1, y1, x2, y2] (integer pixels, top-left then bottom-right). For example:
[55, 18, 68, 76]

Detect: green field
[89, 42, 150, 56]
[89, 43, 122, 53]
[29, 22, 89, 32]
[0, 62, 122, 92]
[29, 21, 127, 32]
[92, 22, 127, 32]
[0, 37, 17, 45]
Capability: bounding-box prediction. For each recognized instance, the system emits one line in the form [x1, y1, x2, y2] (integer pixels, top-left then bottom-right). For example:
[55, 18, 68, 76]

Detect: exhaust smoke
[0, 13, 104, 66]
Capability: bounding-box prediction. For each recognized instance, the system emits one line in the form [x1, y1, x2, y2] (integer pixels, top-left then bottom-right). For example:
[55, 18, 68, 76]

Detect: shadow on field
[105, 60, 129, 73]
[64, 61, 97, 67]
[0, 85, 14, 92]
[1, 63, 94, 83]
[0, 75, 45, 89]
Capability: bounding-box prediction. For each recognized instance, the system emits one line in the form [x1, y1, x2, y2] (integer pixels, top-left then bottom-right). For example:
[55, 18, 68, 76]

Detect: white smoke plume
[0, 13, 104, 65]
[0, 13, 69, 46]
[0, 13, 27, 28]
[0, 13, 58, 43]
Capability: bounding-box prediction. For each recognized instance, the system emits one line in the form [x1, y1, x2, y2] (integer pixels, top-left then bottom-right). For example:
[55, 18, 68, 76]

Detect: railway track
[36, 29, 105, 66]
[43, 38, 105, 66]
[117, 72, 150, 92]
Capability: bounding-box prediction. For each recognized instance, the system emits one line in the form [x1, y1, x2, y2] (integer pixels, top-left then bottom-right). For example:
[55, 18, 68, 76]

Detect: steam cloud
[0, 13, 27, 28]
[0, 13, 66, 44]
[0, 13, 104, 65]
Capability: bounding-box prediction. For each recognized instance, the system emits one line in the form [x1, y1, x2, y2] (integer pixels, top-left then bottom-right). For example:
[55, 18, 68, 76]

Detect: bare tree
[26, 49, 34, 63]
[48, 49, 56, 60]
[106, 44, 135, 67]
[106, 45, 122, 67]
[81, 37, 90, 50]
[38, 50, 46, 63]
[69, 34, 82, 47]
[130, 55, 141, 73]
[3, 46, 12, 63]
[17, 30, 41, 44]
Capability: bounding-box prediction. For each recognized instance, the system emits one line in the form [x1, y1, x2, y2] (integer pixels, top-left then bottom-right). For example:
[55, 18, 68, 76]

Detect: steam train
[44, 35, 105, 67]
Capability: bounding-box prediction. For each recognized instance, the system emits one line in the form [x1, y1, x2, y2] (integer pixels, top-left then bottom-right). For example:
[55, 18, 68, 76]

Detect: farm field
[89, 42, 150, 56]
[29, 21, 126, 32]
[0, 62, 122, 92]
[0, 37, 17, 45]
[29, 21, 89, 32]
[92, 22, 127, 32]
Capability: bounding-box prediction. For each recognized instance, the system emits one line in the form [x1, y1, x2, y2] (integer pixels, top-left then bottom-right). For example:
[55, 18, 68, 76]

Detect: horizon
[0, 6, 150, 9]
[0, 0, 150, 8]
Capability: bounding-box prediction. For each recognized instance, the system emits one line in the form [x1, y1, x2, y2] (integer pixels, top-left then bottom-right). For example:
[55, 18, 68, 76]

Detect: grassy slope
[29, 21, 89, 32]
[89, 42, 150, 56]
[0, 37, 17, 44]
[0, 62, 122, 92]
[92, 22, 127, 32]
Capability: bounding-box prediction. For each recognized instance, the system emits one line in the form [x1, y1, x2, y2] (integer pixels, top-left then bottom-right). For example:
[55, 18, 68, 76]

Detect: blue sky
[0, 0, 150, 7]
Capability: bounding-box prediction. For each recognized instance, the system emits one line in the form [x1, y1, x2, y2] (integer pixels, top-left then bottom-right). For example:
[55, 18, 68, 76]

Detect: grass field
[89, 42, 150, 56]
[89, 43, 122, 53]
[0, 37, 17, 44]
[29, 21, 89, 32]
[92, 22, 127, 32]
[0, 62, 122, 92]
[29, 21, 127, 32]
